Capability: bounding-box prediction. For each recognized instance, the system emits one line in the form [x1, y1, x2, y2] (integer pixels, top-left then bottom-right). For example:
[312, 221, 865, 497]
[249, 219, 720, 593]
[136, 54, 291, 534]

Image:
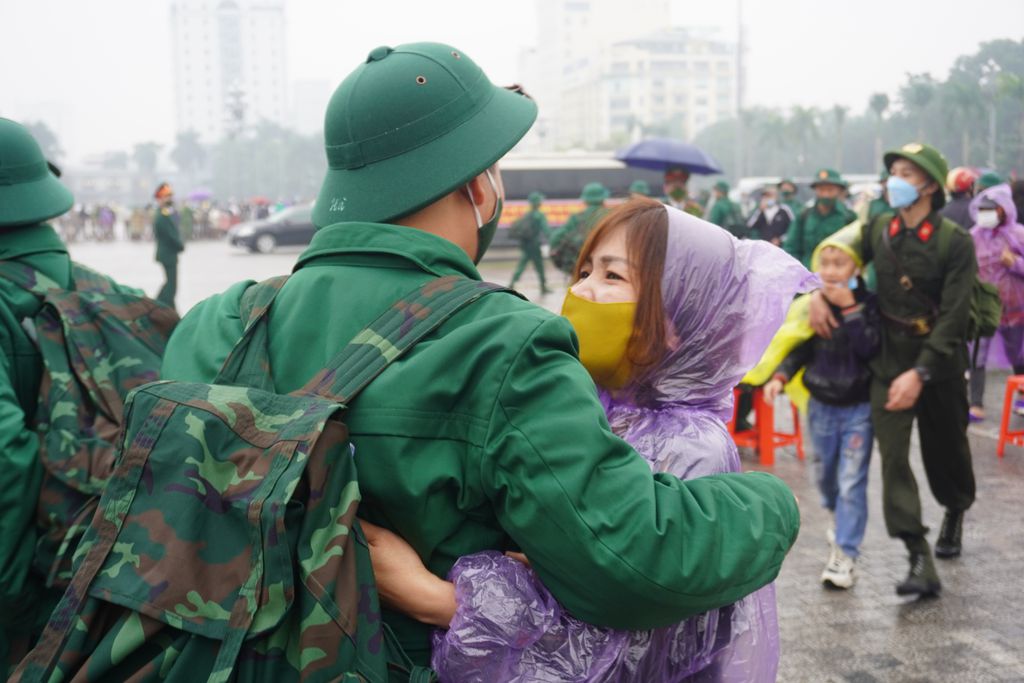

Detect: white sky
[2, 0, 1022, 161]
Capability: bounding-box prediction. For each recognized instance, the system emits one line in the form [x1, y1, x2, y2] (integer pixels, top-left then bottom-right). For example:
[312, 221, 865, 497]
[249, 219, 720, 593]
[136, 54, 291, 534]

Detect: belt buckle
[911, 317, 931, 336]
[899, 275, 914, 291]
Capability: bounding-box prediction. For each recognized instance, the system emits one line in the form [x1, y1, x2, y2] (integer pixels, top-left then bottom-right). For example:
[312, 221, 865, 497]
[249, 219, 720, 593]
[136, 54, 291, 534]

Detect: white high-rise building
[170, 0, 288, 143]
[518, 0, 736, 151]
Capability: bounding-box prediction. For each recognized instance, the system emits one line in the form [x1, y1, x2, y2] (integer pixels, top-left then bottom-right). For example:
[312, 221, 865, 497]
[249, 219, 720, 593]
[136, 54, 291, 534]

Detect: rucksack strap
[300, 277, 511, 404]
[0, 261, 64, 297]
[217, 275, 514, 404]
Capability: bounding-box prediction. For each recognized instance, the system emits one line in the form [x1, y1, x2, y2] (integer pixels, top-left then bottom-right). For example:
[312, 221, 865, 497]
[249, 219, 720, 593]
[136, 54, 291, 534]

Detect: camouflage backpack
[0, 261, 178, 589]
[12, 275, 509, 683]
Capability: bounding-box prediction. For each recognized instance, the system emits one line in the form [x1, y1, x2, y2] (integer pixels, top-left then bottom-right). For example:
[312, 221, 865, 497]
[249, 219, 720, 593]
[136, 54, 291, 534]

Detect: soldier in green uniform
[549, 182, 609, 275]
[508, 191, 551, 294]
[867, 170, 892, 222]
[152, 183, 184, 309]
[783, 168, 856, 268]
[707, 180, 745, 238]
[0, 119, 150, 676]
[663, 167, 703, 217]
[811, 142, 976, 597]
[778, 178, 803, 216]
[161, 42, 799, 666]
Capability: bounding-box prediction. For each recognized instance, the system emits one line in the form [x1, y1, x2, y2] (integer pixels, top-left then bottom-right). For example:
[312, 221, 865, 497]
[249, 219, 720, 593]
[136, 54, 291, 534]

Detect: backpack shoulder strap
[0, 261, 63, 297]
[301, 276, 515, 405]
[214, 275, 291, 390]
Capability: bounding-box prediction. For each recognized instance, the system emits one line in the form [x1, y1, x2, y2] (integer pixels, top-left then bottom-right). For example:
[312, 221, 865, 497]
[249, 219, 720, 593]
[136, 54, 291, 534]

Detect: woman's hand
[808, 289, 839, 338]
[763, 378, 785, 404]
[360, 520, 457, 628]
[1001, 247, 1017, 268]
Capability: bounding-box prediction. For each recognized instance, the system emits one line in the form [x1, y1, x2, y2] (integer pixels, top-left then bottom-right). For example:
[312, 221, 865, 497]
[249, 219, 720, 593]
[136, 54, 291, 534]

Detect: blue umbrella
[615, 138, 723, 175]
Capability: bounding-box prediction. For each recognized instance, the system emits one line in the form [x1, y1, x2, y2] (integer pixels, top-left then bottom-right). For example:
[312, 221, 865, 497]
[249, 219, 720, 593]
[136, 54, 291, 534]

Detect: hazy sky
[2, 0, 1022, 162]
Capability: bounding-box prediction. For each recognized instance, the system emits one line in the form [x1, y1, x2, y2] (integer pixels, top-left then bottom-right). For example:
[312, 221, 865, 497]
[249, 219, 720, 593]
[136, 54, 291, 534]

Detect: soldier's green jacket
[707, 197, 743, 237]
[861, 212, 976, 383]
[514, 208, 549, 248]
[784, 203, 856, 267]
[0, 223, 142, 669]
[153, 207, 184, 263]
[161, 222, 801, 665]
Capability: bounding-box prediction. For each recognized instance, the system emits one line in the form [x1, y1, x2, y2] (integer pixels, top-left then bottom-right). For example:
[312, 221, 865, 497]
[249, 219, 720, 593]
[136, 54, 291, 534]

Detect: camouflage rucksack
[0, 261, 178, 589]
[12, 275, 509, 683]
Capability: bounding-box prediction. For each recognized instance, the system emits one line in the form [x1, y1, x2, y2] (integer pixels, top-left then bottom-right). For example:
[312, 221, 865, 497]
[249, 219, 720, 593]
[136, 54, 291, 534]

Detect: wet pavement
[68, 238, 1024, 682]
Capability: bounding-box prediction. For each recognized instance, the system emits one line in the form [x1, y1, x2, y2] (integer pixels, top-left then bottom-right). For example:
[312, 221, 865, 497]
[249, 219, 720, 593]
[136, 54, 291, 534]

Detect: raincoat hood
[619, 206, 818, 417]
[970, 183, 1018, 228]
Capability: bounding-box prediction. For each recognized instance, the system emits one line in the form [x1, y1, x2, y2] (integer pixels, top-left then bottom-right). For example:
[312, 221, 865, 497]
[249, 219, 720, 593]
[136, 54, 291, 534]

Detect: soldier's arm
[483, 315, 800, 630]
[916, 228, 976, 373]
[0, 354, 46, 629]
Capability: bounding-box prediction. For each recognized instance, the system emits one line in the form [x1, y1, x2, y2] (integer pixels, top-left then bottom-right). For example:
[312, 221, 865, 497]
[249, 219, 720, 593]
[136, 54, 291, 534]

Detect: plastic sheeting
[432, 207, 816, 682]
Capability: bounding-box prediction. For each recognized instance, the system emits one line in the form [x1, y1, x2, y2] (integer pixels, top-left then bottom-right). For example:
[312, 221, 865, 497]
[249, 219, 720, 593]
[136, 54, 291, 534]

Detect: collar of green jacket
[0, 223, 71, 318]
[295, 222, 483, 280]
[0, 222, 67, 263]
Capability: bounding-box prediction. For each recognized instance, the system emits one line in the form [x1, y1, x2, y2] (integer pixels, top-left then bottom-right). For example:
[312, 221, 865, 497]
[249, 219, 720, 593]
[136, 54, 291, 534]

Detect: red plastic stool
[728, 386, 804, 466]
[996, 375, 1024, 458]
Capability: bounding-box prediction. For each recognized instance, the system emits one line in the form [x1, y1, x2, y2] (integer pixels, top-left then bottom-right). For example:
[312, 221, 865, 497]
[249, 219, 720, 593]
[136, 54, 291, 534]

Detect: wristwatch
[913, 366, 932, 383]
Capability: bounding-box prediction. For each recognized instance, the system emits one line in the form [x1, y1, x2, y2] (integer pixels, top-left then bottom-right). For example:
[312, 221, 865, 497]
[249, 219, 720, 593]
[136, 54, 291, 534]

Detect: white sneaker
[821, 549, 856, 589]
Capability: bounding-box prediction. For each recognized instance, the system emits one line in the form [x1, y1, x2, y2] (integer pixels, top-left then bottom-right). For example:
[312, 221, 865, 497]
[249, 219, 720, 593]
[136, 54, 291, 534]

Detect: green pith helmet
[976, 171, 1005, 191]
[884, 142, 950, 208]
[581, 182, 610, 205]
[628, 179, 651, 196]
[312, 42, 538, 228]
[810, 168, 848, 189]
[714, 180, 730, 193]
[0, 117, 74, 227]
[778, 178, 796, 191]
[528, 191, 545, 206]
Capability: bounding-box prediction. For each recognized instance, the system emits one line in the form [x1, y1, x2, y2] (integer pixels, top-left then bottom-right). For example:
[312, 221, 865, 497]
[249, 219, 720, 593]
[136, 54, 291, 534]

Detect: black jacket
[747, 204, 794, 244]
[940, 194, 973, 231]
[775, 289, 881, 406]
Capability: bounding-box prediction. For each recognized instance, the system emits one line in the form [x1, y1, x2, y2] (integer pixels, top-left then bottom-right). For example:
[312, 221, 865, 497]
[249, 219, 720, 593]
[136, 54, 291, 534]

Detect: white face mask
[977, 210, 1000, 229]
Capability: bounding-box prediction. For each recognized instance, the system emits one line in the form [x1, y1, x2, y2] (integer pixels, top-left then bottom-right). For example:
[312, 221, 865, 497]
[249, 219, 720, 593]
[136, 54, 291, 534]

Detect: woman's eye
[606, 271, 623, 281]
[578, 270, 591, 279]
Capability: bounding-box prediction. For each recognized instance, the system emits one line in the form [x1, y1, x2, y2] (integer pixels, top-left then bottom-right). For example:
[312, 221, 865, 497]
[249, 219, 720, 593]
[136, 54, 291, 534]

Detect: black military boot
[934, 509, 964, 559]
[896, 549, 941, 597]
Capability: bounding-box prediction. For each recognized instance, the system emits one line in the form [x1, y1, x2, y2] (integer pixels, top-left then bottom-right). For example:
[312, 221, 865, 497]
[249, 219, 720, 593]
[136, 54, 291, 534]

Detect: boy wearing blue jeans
[765, 229, 881, 588]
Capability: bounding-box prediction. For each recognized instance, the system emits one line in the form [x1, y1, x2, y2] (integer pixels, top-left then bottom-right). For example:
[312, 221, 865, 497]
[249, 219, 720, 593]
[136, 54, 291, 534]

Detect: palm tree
[900, 73, 937, 140]
[170, 130, 206, 191]
[832, 105, 849, 170]
[787, 106, 819, 174]
[869, 93, 890, 165]
[940, 75, 982, 165]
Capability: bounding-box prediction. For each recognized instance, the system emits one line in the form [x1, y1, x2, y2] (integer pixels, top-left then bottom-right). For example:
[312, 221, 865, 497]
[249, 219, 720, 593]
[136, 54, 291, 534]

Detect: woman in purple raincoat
[365, 198, 815, 682]
[968, 183, 1024, 420]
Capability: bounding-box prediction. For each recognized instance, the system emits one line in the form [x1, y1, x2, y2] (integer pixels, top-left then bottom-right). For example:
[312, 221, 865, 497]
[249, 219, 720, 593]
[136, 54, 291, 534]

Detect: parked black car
[228, 204, 314, 253]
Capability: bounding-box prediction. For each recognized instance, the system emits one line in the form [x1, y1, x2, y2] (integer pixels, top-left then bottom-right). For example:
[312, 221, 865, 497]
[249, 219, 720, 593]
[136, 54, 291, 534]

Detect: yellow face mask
[561, 289, 637, 390]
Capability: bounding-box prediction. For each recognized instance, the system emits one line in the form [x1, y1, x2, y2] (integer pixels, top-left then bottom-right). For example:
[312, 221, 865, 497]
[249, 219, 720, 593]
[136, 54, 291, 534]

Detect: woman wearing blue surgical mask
[966, 183, 1024, 421]
[362, 197, 816, 682]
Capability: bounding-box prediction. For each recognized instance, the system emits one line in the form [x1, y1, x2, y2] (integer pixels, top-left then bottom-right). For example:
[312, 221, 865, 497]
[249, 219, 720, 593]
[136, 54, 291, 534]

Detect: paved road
[69, 238, 1024, 682]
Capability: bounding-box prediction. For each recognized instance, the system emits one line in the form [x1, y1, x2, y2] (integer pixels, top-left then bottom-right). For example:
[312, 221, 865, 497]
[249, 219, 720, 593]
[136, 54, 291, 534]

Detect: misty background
[2, 0, 1022, 204]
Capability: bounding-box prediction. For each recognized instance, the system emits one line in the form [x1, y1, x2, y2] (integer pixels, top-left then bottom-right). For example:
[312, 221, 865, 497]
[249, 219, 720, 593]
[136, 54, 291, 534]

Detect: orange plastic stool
[728, 386, 804, 466]
[996, 375, 1024, 458]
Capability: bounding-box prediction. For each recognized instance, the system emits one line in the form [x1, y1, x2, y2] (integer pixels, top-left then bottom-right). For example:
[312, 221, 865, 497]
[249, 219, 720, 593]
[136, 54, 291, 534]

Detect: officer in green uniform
[778, 178, 803, 216]
[152, 183, 184, 309]
[508, 191, 551, 294]
[161, 42, 799, 666]
[707, 180, 745, 238]
[628, 179, 651, 198]
[811, 142, 976, 597]
[867, 170, 891, 222]
[783, 168, 856, 268]
[0, 119, 143, 676]
[549, 182, 609, 275]
[663, 167, 703, 216]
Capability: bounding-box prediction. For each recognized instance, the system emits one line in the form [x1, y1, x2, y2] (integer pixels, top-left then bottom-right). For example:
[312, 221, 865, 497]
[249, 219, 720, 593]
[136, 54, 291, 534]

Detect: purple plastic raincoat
[970, 184, 1024, 327]
[431, 207, 818, 682]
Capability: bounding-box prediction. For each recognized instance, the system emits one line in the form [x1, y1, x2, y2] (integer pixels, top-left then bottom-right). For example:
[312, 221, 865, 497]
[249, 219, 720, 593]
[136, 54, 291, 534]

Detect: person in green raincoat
[508, 191, 551, 294]
[663, 167, 703, 216]
[707, 180, 746, 238]
[783, 168, 857, 268]
[549, 182, 609, 274]
[628, 179, 651, 198]
[779, 178, 803, 216]
[152, 182, 184, 309]
[868, 170, 892, 222]
[160, 41, 800, 668]
[0, 118, 147, 676]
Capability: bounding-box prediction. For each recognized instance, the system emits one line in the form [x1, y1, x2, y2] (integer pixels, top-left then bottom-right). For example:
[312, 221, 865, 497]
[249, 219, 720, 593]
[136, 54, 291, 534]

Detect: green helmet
[581, 182, 610, 205]
[883, 142, 950, 208]
[810, 168, 848, 189]
[713, 180, 730, 193]
[528, 191, 545, 206]
[0, 118, 73, 227]
[976, 171, 1005, 191]
[628, 179, 651, 196]
[312, 42, 537, 229]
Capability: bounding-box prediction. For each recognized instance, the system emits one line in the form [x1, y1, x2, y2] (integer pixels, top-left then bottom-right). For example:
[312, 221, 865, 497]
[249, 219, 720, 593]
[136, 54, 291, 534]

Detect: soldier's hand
[808, 290, 839, 339]
[885, 369, 923, 412]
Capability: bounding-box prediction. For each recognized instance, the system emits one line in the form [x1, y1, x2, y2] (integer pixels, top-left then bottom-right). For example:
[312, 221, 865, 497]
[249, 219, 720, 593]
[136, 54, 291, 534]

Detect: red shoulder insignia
[918, 221, 934, 242]
[889, 217, 900, 237]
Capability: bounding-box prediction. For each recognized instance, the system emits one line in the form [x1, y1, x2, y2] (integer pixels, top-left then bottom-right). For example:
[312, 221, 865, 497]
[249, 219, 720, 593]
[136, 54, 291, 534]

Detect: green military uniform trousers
[511, 241, 546, 288]
[157, 255, 178, 308]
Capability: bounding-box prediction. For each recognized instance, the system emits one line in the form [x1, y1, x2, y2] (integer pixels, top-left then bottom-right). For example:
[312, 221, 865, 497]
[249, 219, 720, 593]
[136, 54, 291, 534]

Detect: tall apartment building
[170, 0, 288, 143]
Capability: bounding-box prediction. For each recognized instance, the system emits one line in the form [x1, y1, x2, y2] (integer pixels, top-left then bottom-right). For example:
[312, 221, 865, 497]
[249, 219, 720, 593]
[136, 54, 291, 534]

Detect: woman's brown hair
[573, 196, 669, 372]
